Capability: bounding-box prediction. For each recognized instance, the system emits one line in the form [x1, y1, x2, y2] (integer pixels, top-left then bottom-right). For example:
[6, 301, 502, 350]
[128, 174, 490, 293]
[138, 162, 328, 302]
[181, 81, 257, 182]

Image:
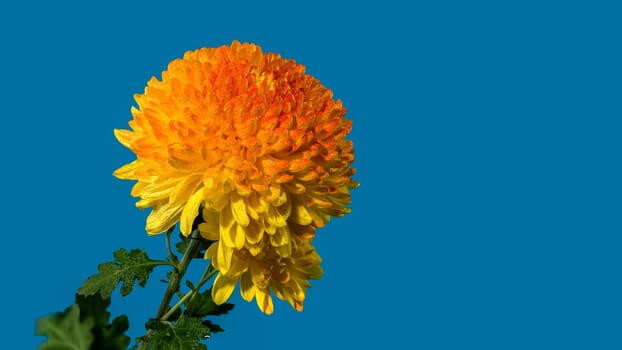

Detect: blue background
[1, 1, 621, 349]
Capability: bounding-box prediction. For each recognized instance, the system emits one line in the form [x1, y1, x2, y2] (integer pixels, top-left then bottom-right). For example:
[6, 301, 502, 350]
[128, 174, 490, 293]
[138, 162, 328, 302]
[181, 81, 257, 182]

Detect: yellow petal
[180, 187, 204, 236]
[170, 173, 203, 207]
[291, 204, 313, 225]
[112, 160, 140, 180]
[217, 241, 234, 274]
[275, 190, 288, 207]
[212, 273, 237, 305]
[132, 176, 178, 200]
[204, 243, 217, 260]
[246, 203, 259, 220]
[245, 220, 264, 244]
[309, 209, 328, 228]
[248, 244, 263, 256]
[202, 207, 219, 221]
[271, 283, 285, 300]
[219, 207, 236, 248]
[236, 183, 254, 197]
[266, 184, 281, 203]
[249, 262, 268, 287]
[198, 222, 219, 241]
[248, 194, 268, 214]
[275, 242, 292, 258]
[240, 272, 256, 302]
[230, 193, 250, 227]
[234, 223, 246, 249]
[306, 264, 323, 279]
[207, 192, 229, 211]
[256, 289, 274, 315]
[146, 202, 183, 235]
[113, 129, 134, 148]
[223, 223, 246, 249]
[284, 182, 306, 194]
[277, 200, 291, 220]
[136, 197, 159, 209]
[199, 209, 220, 240]
[273, 266, 291, 284]
[271, 226, 289, 247]
[220, 225, 234, 248]
[130, 181, 148, 196]
[264, 218, 277, 234]
[228, 250, 248, 276]
[266, 205, 286, 227]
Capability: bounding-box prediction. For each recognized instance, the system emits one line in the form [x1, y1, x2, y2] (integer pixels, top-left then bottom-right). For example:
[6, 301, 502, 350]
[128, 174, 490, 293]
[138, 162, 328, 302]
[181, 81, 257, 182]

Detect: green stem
[138, 229, 204, 350]
[165, 226, 179, 265]
[147, 260, 177, 268]
[160, 265, 216, 321]
[155, 229, 203, 319]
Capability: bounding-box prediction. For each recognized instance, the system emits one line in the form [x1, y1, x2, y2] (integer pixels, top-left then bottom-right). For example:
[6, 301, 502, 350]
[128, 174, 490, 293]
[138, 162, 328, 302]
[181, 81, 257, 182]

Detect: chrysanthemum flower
[113, 40, 357, 313]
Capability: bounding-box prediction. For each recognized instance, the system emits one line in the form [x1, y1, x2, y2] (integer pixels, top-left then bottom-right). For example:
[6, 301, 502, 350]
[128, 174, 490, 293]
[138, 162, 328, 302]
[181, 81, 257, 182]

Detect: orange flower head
[113, 40, 357, 313]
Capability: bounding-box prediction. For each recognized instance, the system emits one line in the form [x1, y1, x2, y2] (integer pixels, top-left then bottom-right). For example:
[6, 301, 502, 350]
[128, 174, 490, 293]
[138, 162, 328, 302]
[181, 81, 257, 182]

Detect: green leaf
[74, 294, 110, 327]
[200, 320, 224, 334]
[36, 294, 132, 350]
[35, 304, 94, 350]
[184, 288, 234, 318]
[75, 294, 131, 350]
[78, 248, 164, 298]
[141, 316, 210, 350]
